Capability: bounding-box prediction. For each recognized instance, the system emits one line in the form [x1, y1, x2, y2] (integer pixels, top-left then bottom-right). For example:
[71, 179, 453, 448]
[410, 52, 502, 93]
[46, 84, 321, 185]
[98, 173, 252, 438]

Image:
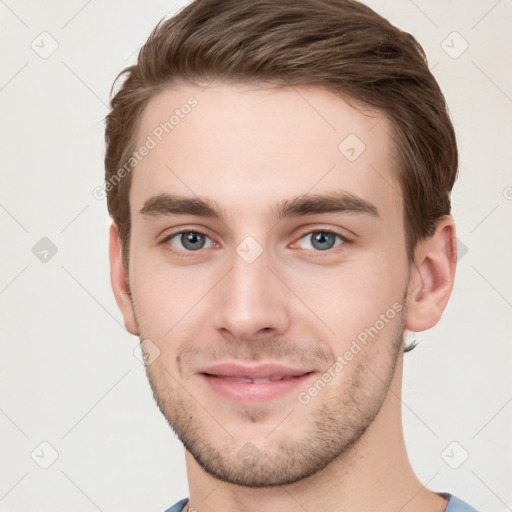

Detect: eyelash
[159, 228, 351, 258]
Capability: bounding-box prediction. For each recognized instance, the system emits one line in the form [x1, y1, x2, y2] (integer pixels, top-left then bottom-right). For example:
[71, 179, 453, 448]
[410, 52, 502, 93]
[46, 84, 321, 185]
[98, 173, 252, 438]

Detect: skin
[110, 81, 457, 512]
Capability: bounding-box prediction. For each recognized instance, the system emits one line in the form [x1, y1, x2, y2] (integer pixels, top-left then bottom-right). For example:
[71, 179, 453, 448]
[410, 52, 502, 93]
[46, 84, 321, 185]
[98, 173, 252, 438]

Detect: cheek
[129, 253, 215, 337]
[288, 253, 406, 347]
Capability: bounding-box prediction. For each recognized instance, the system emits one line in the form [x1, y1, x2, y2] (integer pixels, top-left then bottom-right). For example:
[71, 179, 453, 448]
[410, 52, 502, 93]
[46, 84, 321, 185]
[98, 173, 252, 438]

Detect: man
[105, 0, 480, 510]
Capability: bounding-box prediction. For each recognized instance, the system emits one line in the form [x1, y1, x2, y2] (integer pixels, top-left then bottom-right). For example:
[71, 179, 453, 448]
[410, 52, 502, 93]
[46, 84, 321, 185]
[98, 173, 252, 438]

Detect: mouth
[197, 363, 317, 402]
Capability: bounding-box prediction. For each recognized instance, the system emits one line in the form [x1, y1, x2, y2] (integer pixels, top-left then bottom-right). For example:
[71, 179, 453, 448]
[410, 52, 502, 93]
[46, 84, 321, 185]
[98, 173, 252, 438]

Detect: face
[123, 81, 412, 487]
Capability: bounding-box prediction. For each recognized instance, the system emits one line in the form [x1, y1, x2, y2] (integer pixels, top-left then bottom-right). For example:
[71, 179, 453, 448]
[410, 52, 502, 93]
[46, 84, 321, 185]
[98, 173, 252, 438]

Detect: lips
[197, 363, 316, 402]
[198, 362, 312, 381]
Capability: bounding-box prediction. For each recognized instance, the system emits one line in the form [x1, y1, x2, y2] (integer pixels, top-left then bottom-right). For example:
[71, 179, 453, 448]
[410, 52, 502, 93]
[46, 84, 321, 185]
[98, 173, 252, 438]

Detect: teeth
[223, 377, 253, 383]
[218, 375, 297, 383]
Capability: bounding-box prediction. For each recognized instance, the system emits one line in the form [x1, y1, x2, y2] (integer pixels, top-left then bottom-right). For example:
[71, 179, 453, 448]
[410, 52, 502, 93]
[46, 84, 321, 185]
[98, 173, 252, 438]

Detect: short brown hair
[104, 0, 458, 269]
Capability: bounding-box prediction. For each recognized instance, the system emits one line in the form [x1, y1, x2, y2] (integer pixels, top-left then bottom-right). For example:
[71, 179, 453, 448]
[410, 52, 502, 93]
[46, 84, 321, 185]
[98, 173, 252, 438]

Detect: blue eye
[297, 231, 345, 251]
[165, 231, 214, 251]
[161, 229, 347, 257]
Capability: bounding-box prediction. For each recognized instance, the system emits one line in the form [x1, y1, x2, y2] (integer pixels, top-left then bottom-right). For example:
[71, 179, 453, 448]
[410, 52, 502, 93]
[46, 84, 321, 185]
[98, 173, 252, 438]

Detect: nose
[212, 246, 291, 343]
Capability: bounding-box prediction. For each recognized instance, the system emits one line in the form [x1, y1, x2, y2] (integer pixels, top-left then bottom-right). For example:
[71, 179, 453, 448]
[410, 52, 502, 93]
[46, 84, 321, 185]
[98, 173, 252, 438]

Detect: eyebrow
[139, 190, 380, 222]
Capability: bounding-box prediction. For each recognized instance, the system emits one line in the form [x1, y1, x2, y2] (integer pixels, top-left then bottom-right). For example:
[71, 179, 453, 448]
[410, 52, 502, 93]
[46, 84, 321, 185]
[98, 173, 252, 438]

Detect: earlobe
[109, 224, 138, 335]
[405, 216, 457, 333]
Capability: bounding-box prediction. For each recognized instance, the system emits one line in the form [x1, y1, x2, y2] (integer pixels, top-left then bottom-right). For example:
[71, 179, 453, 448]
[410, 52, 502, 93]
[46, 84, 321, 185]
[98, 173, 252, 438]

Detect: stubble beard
[140, 308, 406, 488]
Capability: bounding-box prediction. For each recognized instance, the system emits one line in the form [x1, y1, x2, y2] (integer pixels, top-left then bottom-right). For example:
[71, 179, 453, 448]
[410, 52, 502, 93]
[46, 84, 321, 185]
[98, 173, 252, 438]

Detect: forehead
[131, 81, 401, 222]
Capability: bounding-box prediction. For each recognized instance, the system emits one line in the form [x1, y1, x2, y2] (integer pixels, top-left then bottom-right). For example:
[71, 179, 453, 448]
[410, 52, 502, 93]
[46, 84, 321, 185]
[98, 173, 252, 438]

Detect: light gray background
[1, 0, 511, 510]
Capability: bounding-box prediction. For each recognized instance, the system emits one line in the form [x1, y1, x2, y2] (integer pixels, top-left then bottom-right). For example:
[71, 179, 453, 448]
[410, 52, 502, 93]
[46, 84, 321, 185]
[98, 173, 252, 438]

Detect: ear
[405, 215, 458, 332]
[109, 223, 138, 335]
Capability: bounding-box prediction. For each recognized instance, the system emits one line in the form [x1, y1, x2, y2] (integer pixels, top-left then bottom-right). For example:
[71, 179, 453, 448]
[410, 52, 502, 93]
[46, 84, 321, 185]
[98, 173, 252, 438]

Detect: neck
[184, 356, 448, 512]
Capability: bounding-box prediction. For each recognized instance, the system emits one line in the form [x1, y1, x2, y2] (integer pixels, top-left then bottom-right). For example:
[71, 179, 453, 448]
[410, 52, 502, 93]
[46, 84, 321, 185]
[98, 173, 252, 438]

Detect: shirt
[164, 492, 480, 511]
